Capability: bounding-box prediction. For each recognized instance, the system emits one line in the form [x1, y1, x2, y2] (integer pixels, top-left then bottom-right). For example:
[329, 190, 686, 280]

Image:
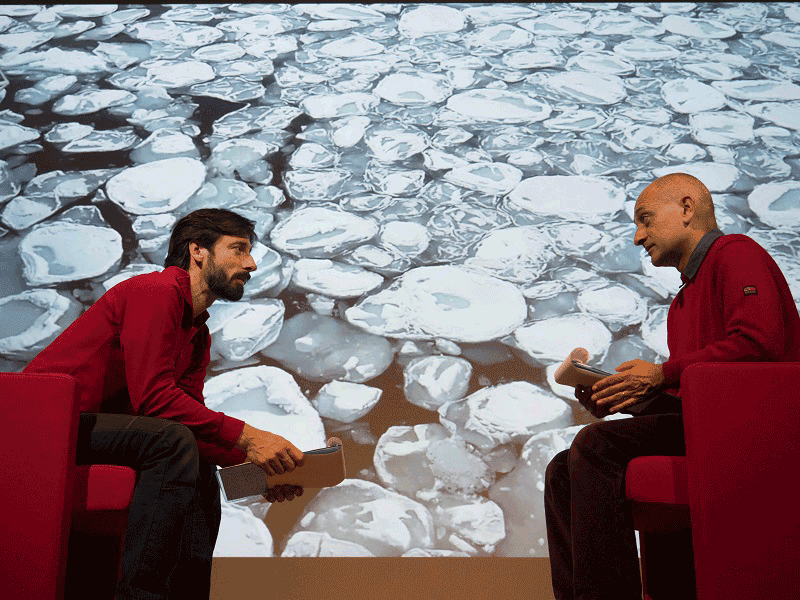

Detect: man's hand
[235, 424, 304, 476]
[263, 484, 303, 504]
[586, 359, 665, 415]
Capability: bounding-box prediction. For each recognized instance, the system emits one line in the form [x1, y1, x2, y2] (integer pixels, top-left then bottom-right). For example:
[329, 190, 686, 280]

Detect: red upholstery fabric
[0, 372, 135, 599]
[0, 373, 78, 600]
[626, 456, 688, 505]
[682, 363, 800, 600]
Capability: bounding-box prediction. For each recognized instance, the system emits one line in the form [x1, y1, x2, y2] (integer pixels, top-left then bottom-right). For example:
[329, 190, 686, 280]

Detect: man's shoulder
[112, 266, 187, 296]
[710, 234, 768, 258]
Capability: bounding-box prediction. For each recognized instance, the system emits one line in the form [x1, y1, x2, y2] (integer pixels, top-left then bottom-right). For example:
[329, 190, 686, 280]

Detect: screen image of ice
[1, 3, 799, 558]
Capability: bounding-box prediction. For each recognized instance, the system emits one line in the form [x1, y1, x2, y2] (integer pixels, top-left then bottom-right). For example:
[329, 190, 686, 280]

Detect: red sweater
[24, 267, 246, 466]
[662, 234, 800, 388]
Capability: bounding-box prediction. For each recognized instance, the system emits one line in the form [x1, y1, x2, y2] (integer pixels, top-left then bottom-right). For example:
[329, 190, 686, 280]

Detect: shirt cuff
[661, 360, 681, 385]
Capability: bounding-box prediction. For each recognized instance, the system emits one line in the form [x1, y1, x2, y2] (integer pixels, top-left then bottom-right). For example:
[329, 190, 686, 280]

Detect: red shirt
[24, 266, 246, 466]
[662, 233, 800, 388]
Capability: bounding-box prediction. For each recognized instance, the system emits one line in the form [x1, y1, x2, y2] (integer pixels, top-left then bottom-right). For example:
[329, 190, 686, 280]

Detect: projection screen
[1, 2, 799, 567]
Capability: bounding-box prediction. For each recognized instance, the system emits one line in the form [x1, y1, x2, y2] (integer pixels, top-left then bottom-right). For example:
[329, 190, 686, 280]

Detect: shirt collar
[681, 228, 724, 283]
[164, 266, 209, 326]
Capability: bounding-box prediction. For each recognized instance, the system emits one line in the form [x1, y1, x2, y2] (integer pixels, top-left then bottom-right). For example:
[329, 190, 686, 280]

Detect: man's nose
[633, 228, 645, 246]
[244, 254, 257, 271]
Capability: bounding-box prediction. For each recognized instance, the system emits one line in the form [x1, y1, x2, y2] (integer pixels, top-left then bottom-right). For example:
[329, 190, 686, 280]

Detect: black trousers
[544, 414, 686, 600]
[70, 413, 221, 600]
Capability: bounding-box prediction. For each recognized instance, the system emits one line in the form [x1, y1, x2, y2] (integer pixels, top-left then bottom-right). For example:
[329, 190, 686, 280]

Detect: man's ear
[188, 241, 208, 267]
[680, 195, 696, 226]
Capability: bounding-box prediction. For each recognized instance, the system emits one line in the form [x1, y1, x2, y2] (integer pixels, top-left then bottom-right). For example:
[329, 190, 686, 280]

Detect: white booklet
[216, 438, 346, 501]
[553, 347, 611, 388]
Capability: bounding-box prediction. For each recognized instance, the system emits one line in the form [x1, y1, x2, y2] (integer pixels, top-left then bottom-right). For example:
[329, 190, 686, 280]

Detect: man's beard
[205, 255, 249, 301]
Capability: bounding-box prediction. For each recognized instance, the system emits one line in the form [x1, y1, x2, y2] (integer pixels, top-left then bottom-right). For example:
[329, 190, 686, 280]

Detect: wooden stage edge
[211, 557, 556, 600]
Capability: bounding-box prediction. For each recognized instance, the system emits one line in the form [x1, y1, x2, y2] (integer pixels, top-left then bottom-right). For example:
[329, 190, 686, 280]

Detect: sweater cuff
[661, 360, 681, 385]
[218, 414, 246, 449]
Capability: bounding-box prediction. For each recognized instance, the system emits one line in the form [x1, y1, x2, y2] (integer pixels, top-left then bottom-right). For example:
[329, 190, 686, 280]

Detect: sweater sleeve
[119, 279, 245, 458]
[661, 240, 788, 384]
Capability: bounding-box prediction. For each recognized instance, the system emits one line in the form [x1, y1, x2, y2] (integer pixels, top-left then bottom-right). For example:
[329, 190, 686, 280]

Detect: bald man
[544, 173, 800, 600]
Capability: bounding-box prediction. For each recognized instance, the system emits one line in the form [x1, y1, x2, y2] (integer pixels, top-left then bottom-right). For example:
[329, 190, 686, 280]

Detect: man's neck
[189, 268, 214, 319]
[677, 229, 714, 276]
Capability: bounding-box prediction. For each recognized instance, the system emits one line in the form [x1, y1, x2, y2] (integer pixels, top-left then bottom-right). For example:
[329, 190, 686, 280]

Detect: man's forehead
[218, 235, 251, 248]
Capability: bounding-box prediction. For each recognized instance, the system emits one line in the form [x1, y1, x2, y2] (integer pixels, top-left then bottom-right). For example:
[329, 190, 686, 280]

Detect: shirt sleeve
[661, 240, 789, 384]
[118, 279, 245, 458]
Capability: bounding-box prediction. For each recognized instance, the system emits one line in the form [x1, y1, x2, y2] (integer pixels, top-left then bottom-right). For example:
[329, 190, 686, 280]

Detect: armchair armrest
[0, 372, 80, 600]
[681, 362, 800, 600]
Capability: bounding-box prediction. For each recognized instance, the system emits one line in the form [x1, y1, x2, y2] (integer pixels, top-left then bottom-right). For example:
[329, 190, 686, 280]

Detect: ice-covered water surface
[1, 3, 799, 558]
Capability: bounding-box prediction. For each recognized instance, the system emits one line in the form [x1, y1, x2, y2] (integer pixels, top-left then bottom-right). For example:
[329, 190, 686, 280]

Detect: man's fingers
[289, 446, 304, 467]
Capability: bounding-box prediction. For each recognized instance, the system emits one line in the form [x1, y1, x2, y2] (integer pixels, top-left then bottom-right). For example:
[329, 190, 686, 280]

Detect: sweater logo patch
[743, 286, 757, 296]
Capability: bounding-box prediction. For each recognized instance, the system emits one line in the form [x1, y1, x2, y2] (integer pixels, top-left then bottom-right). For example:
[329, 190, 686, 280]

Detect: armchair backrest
[0, 372, 80, 600]
[682, 362, 800, 600]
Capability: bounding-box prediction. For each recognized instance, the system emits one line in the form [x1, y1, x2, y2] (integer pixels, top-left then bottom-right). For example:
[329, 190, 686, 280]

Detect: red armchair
[0, 372, 136, 600]
[626, 362, 800, 600]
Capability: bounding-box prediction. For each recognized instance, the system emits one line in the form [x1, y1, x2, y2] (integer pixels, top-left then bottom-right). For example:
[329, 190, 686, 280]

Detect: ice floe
[207, 299, 285, 363]
[747, 181, 800, 229]
[270, 207, 378, 258]
[287, 479, 434, 556]
[261, 312, 393, 383]
[213, 502, 273, 557]
[446, 89, 551, 123]
[106, 157, 206, 215]
[507, 176, 625, 224]
[404, 355, 473, 411]
[19, 220, 122, 286]
[311, 380, 382, 423]
[291, 259, 384, 299]
[398, 5, 466, 38]
[374, 423, 493, 500]
[0, 289, 81, 361]
[346, 265, 527, 343]
[513, 314, 613, 366]
[464, 226, 554, 284]
[282, 531, 374, 557]
[438, 382, 571, 453]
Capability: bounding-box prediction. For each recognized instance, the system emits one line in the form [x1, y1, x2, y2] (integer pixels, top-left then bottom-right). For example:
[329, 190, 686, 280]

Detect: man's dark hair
[165, 208, 256, 270]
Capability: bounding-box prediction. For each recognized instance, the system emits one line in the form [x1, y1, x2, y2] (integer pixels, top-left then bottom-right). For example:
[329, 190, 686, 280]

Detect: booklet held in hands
[216, 437, 347, 501]
[553, 347, 612, 389]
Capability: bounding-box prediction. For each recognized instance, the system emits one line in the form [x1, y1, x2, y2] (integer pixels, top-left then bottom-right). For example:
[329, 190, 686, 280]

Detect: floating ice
[364, 161, 425, 197]
[404, 356, 472, 411]
[747, 181, 800, 229]
[0, 289, 81, 361]
[364, 122, 429, 161]
[681, 61, 741, 81]
[461, 4, 537, 25]
[319, 35, 385, 58]
[270, 207, 378, 258]
[289, 143, 339, 170]
[641, 305, 669, 358]
[652, 162, 748, 193]
[398, 5, 466, 37]
[0, 122, 39, 152]
[300, 92, 379, 119]
[429, 494, 505, 555]
[712, 80, 800, 102]
[207, 299, 284, 363]
[144, 60, 216, 89]
[690, 111, 754, 146]
[53, 5, 117, 18]
[346, 265, 527, 343]
[661, 78, 727, 113]
[204, 365, 325, 452]
[375, 72, 453, 106]
[744, 103, 800, 131]
[378, 221, 430, 258]
[662, 15, 736, 39]
[106, 158, 206, 215]
[566, 51, 635, 76]
[446, 89, 551, 123]
[518, 14, 587, 36]
[261, 312, 393, 383]
[19, 221, 122, 286]
[576, 284, 647, 332]
[0, 32, 54, 53]
[312, 380, 382, 423]
[507, 176, 625, 224]
[587, 13, 664, 37]
[489, 426, 584, 557]
[282, 532, 374, 557]
[52, 88, 136, 116]
[288, 479, 434, 556]
[513, 314, 612, 365]
[0, 48, 111, 75]
[191, 42, 245, 62]
[639, 253, 683, 298]
[208, 138, 276, 182]
[502, 49, 564, 70]
[130, 128, 198, 163]
[213, 502, 273, 557]
[291, 259, 384, 299]
[464, 226, 554, 284]
[613, 39, 681, 61]
[298, 4, 386, 22]
[188, 77, 266, 103]
[438, 382, 571, 453]
[546, 72, 626, 105]
[465, 24, 533, 50]
[444, 162, 523, 196]
[61, 129, 139, 153]
[374, 424, 493, 499]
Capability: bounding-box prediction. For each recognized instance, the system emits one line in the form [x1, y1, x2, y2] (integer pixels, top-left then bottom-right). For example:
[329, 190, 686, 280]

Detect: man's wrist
[235, 423, 254, 452]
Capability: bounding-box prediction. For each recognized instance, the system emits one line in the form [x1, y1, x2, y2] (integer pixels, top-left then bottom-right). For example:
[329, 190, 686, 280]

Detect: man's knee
[151, 421, 200, 485]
